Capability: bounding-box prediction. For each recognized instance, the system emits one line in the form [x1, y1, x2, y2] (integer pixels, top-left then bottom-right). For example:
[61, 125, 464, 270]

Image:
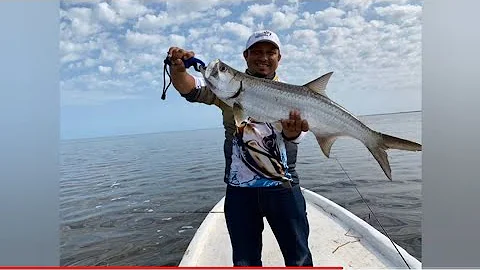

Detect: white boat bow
[179, 187, 421, 269]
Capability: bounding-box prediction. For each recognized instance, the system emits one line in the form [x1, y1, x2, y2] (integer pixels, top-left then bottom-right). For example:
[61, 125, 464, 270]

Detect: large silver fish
[199, 59, 422, 180]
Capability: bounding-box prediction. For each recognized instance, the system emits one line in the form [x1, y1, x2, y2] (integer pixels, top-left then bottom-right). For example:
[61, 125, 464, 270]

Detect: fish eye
[219, 65, 227, 72]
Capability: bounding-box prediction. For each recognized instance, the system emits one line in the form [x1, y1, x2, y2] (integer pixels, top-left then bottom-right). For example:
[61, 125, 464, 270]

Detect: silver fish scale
[203, 60, 422, 181]
[238, 75, 375, 144]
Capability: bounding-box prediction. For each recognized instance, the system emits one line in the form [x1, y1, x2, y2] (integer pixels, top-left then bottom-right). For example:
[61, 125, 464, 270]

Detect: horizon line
[61, 109, 422, 142]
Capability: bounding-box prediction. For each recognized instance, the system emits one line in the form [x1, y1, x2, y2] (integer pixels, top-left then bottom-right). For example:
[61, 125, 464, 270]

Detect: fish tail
[366, 132, 422, 181]
[380, 132, 422, 152]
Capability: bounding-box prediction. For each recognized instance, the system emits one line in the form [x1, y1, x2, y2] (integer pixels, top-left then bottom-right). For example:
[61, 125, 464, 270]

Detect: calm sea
[60, 111, 422, 266]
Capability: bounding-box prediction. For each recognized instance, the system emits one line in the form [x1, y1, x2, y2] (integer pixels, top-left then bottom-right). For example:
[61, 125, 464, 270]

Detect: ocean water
[60, 111, 422, 266]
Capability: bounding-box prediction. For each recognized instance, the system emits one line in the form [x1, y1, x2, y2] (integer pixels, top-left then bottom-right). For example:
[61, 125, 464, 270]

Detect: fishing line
[332, 156, 411, 269]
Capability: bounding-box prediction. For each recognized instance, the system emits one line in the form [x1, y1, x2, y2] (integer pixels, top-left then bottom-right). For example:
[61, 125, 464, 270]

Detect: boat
[179, 187, 421, 269]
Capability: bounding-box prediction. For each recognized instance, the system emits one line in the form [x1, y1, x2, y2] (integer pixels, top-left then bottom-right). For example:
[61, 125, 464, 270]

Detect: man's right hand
[168, 47, 196, 73]
[166, 46, 197, 95]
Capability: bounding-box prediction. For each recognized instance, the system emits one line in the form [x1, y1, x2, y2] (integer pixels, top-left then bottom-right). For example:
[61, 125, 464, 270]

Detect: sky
[60, 0, 423, 140]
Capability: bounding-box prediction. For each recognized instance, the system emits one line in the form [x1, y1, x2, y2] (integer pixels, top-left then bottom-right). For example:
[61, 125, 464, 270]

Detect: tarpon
[199, 59, 422, 180]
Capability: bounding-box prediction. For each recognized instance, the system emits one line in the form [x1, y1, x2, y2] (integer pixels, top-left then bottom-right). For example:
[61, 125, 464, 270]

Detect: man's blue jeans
[224, 183, 313, 266]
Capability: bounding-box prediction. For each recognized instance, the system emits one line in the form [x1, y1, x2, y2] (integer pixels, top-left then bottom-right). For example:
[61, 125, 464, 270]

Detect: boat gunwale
[179, 187, 421, 269]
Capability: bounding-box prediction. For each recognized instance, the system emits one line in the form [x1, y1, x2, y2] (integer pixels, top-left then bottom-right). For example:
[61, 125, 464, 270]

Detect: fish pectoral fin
[314, 134, 339, 158]
[232, 102, 246, 127]
[303, 71, 333, 97]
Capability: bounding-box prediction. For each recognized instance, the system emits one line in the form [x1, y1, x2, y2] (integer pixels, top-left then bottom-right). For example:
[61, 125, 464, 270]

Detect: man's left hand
[281, 110, 309, 140]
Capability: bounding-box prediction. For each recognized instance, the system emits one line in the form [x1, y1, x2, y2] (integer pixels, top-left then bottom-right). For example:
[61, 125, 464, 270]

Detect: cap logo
[254, 31, 272, 38]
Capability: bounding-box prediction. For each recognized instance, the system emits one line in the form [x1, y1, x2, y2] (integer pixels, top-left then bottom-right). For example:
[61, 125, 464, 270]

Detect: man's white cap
[245, 30, 281, 51]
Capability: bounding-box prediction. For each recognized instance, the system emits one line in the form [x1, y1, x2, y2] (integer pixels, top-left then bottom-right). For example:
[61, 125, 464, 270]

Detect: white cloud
[292, 29, 318, 42]
[247, 3, 276, 17]
[98, 66, 112, 74]
[60, 40, 99, 55]
[61, 0, 103, 8]
[134, 53, 162, 66]
[99, 44, 122, 62]
[59, 0, 422, 115]
[374, 0, 410, 4]
[61, 89, 144, 106]
[135, 12, 169, 30]
[271, 11, 298, 30]
[135, 11, 204, 31]
[296, 7, 345, 29]
[211, 44, 229, 54]
[96, 2, 124, 25]
[375, 4, 422, 24]
[338, 0, 373, 13]
[287, 30, 319, 55]
[341, 14, 367, 29]
[169, 34, 186, 48]
[166, 0, 219, 14]
[63, 7, 101, 40]
[240, 3, 277, 27]
[60, 69, 151, 106]
[164, 0, 257, 15]
[139, 0, 166, 3]
[61, 73, 136, 105]
[140, 70, 154, 80]
[279, 2, 299, 13]
[221, 22, 252, 40]
[216, 8, 232, 18]
[240, 14, 255, 27]
[110, 0, 151, 19]
[113, 59, 132, 74]
[124, 30, 166, 47]
[83, 58, 98, 68]
[188, 27, 211, 40]
[61, 53, 83, 64]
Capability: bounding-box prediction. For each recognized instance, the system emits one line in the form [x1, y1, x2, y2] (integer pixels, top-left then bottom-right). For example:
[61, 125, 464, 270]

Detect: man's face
[243, 42, 281, 77]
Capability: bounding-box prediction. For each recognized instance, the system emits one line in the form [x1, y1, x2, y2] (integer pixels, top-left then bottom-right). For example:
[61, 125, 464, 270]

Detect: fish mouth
[204, 59, 220, 78]
[198, 65, 206, 76]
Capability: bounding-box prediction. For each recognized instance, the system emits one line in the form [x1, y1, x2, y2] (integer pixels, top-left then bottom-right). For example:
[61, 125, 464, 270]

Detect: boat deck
[179, 188, 421, 269]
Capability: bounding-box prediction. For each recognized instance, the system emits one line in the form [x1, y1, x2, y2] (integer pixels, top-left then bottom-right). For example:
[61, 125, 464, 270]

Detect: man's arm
[168, 47, 196, 95]
[168, 46, 219, 105]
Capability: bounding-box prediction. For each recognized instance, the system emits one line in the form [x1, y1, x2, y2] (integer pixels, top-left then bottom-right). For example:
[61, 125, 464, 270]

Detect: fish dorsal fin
[303, 71, 333, 97]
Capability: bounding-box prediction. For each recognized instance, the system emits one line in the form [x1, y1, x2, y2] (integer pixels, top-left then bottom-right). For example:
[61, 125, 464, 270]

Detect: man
[167, 30, 313, 266]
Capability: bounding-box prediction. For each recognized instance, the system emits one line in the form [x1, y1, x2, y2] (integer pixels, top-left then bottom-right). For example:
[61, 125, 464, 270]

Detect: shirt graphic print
[227, 118, 293, 187]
